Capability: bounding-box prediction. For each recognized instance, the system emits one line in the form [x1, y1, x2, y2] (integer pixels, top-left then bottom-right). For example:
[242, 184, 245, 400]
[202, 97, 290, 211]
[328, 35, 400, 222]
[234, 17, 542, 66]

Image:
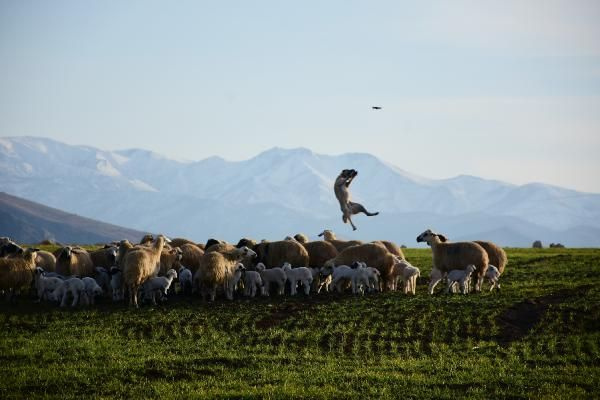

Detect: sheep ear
[437, 234, 448, 242]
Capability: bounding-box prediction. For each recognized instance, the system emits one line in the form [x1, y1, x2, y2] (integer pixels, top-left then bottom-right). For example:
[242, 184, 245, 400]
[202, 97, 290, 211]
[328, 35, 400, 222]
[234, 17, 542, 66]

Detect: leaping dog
[334, 169, 379, 231]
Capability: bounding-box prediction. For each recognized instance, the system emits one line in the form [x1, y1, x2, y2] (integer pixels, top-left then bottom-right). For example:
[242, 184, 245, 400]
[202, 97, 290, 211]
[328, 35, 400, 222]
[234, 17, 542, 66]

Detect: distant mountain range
[0, 191, 146, 244]
[1, 136, 599, 247]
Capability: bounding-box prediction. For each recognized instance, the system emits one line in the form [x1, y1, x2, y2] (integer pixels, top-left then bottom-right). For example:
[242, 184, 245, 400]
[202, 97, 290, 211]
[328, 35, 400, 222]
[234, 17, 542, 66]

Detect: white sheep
[348, 262, 372, 295]
[243, 270, 263, 298]
[321, 264, 355, 293]
[224, 263, 245, 300]
[34, 267, 64, 302]
[255, 262, 286, 296]
[109, 267, 124, 302]
[140, 269, 178, 305]
[281, 262, 313, 295]
[81, 277, 103, 305]
[50, 277, 86, 307]
[446, 265, 476, 294]
[391, 258, 421, 295]
[485, 264, 501, 291]
[178, 266, 193, 295]
[365, 266, 381, 292]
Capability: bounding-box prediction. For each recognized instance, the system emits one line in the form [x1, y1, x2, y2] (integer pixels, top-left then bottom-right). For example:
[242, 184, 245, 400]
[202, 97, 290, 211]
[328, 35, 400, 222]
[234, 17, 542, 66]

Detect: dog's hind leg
[349, 202, 379, 217]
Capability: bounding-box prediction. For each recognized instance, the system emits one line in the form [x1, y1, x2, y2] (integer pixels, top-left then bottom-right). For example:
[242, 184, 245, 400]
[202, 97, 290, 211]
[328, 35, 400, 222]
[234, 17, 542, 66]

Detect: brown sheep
[317, 229, 362, 252]
[139, 234, 154, 245]
[301, 241, 338, 268]
[159, 247, 183, 275]
[474, 240, 507, 275]
[194, 246, 256, 301]
[169, 238, 196, 248]
[55, 246, 94, 277]
[122, 235, 168, 307]
[116, 239, 134, 267]
[90, 245, 118, 269]
[416, 229, 489, 292]
[35, 250, 56, 272]
[254, 240, 309, 269]
[205, 242, 236, 253]
[293, 233, 309, 244]
[0, 247, 38, 300]
[372, 240, 405, 259]
[179, 243, 205, 273]
[323, 243, 396, 290]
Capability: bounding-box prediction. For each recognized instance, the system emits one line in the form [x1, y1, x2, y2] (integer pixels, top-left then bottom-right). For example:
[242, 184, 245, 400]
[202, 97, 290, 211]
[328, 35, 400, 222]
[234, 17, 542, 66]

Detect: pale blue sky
[1, 1, 599, 191]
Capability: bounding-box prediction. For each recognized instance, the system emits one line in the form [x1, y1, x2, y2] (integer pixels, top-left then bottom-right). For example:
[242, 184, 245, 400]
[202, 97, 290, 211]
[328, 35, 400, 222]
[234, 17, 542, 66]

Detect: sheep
[81, 277, 103, 305]
[193, 246, 256, 302]
[204, 238, 226, 250]
[93, 267, 111, 296]
[242, 270, 263, 298]
[122, 235, 169, 307]
[0, 247, 38, 301]
[446, 265, 477, 294]
[34, 267, 63, 301]
[178, 266, 193, 295]
[169, 237, 197, 248]
[299, 239, 338, 269]
[109, 267, 124, 301]
[255, 262, 286, 297]
[139, 234, 154, 245]
[116, 239, 134, 267]
[485, 265, 501, 291]
[205, 242, 236, 254]
[323, 242, 396, 290]
[293, 233, 309, 244]
[317, 229, 363, 252]
[372, 240, 405, 259]
[253, 240, 309, 269]
[224, 263, 245, 300]
[179, 243, 205, 273]
[89, 245, 118, 270]
[474, 240, 507, 275]
[35, 250, 56, 272]
[390, 258, 420, 294]
[55, 246, 94, 277]
[281, 262, 313, 295]
[416, 229, 489, 292]
[0, 240, 23, 258]
[333, 168, 379, 230]
[50, 277, 86, 307]
[140, 269, 178, 305]
[365, 266, 381, 292]
[159, 247, 183, 276]
[348, 262, 374, 295]
[320, 264, 354, 293]
[428, 268, 445, 295]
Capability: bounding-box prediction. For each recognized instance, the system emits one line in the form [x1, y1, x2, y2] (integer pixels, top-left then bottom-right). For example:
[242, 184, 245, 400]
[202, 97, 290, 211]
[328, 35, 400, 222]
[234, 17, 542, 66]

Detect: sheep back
[432, 241, 489, 279]
[474, 240, 507, 275]
[180, 243, 204, 273]
[255, 240, 309, 269]
[302, 241, 338, 268]
[373, 240, 405, 259]
[35, 251, 56, 272]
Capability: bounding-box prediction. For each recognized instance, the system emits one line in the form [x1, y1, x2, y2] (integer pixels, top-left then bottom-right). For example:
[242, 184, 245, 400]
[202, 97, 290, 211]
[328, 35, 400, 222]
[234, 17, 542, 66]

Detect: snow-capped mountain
[1, 136, 599, 246]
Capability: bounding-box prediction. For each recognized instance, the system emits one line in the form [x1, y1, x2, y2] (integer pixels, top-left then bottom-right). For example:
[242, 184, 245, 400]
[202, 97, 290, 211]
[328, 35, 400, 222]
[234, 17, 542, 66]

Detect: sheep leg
[303, 280, 311, 295]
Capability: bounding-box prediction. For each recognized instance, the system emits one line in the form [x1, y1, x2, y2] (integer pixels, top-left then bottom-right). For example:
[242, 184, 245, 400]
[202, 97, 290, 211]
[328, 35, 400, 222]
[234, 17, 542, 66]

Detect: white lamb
[391, 259, 421, 295]
[446, 264, 476, 294]
[349, 262, 372, 295]
[281, 262, 313, 295]
[243, 270, 263, 298]
[141, 269, 178, 305]
[94, 267, 111, 296]
[255, 262, 286, 296]
[50, 277, 86, 307]
[82, 277, 103, 305]
[178, 266, 193, 295]
[109, 267, 124, 302]
[34, 267, 64, 302]
[225, 263, 245, 300]
[485, 264, 501, 291]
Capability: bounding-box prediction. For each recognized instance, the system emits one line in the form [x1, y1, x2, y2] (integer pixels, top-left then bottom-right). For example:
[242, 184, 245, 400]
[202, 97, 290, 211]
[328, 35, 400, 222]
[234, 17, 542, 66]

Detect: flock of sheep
[0, 229, 506, 307]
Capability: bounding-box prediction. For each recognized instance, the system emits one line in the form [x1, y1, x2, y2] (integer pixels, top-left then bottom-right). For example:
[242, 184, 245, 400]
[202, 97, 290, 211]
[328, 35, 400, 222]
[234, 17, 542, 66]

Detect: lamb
[178, 266, 193, 295]
[474, 240, 508, 275]
[485, 265, 501, 291]
[333, 168, 379, 230]
[109, 267, 124, 301]
[224, 263, 245, 300]
[281, 262, 313, 295]
[254, 240, 309, 269]
[317, 229, 363, 252]
[94, 267, 111, 295]
[390, 258, 420, 295]
[428, 268, 445, 295]
[416, 229, 489, 292]
[365, 266, 381, 292]
[323, 243, 396, 290]
[193, 246, 256, 301]
[0, 247, 38, 301]
[242, 270, 263, 298]
[122, 235, 169, 307]
[348, 262, 373, 295]
[255, 262, 286, 296]
[81, 277, 103, 305]
[320, 264, 354, 293]
[50, 277, 86, 307]
[140, 269, 178, 305]
[34, 267, 63, 301]
[55, 246, 94, 277]
[446, 265, 477, 294]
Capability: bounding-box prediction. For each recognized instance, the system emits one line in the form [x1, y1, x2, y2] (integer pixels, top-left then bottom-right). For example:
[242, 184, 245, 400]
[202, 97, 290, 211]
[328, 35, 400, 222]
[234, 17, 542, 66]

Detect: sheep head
[318, 230, 335, 240]
[416, 229, 448, 244]
[294, 233, 309, 244]
[237, 246, 257, 259]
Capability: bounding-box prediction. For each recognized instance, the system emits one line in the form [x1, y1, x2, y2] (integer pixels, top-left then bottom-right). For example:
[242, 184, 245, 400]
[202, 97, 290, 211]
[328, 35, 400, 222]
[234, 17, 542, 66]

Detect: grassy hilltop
[1, 248, 599, 399]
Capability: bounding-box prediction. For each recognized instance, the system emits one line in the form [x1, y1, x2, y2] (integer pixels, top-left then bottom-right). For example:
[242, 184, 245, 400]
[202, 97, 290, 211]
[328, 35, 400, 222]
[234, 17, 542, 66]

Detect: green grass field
[1, 248, 599, 399]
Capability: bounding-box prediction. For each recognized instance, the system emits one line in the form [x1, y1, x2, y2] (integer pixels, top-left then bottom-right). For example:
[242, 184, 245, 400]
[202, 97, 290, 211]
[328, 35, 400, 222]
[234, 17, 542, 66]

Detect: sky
[1, 0, 599, 192]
